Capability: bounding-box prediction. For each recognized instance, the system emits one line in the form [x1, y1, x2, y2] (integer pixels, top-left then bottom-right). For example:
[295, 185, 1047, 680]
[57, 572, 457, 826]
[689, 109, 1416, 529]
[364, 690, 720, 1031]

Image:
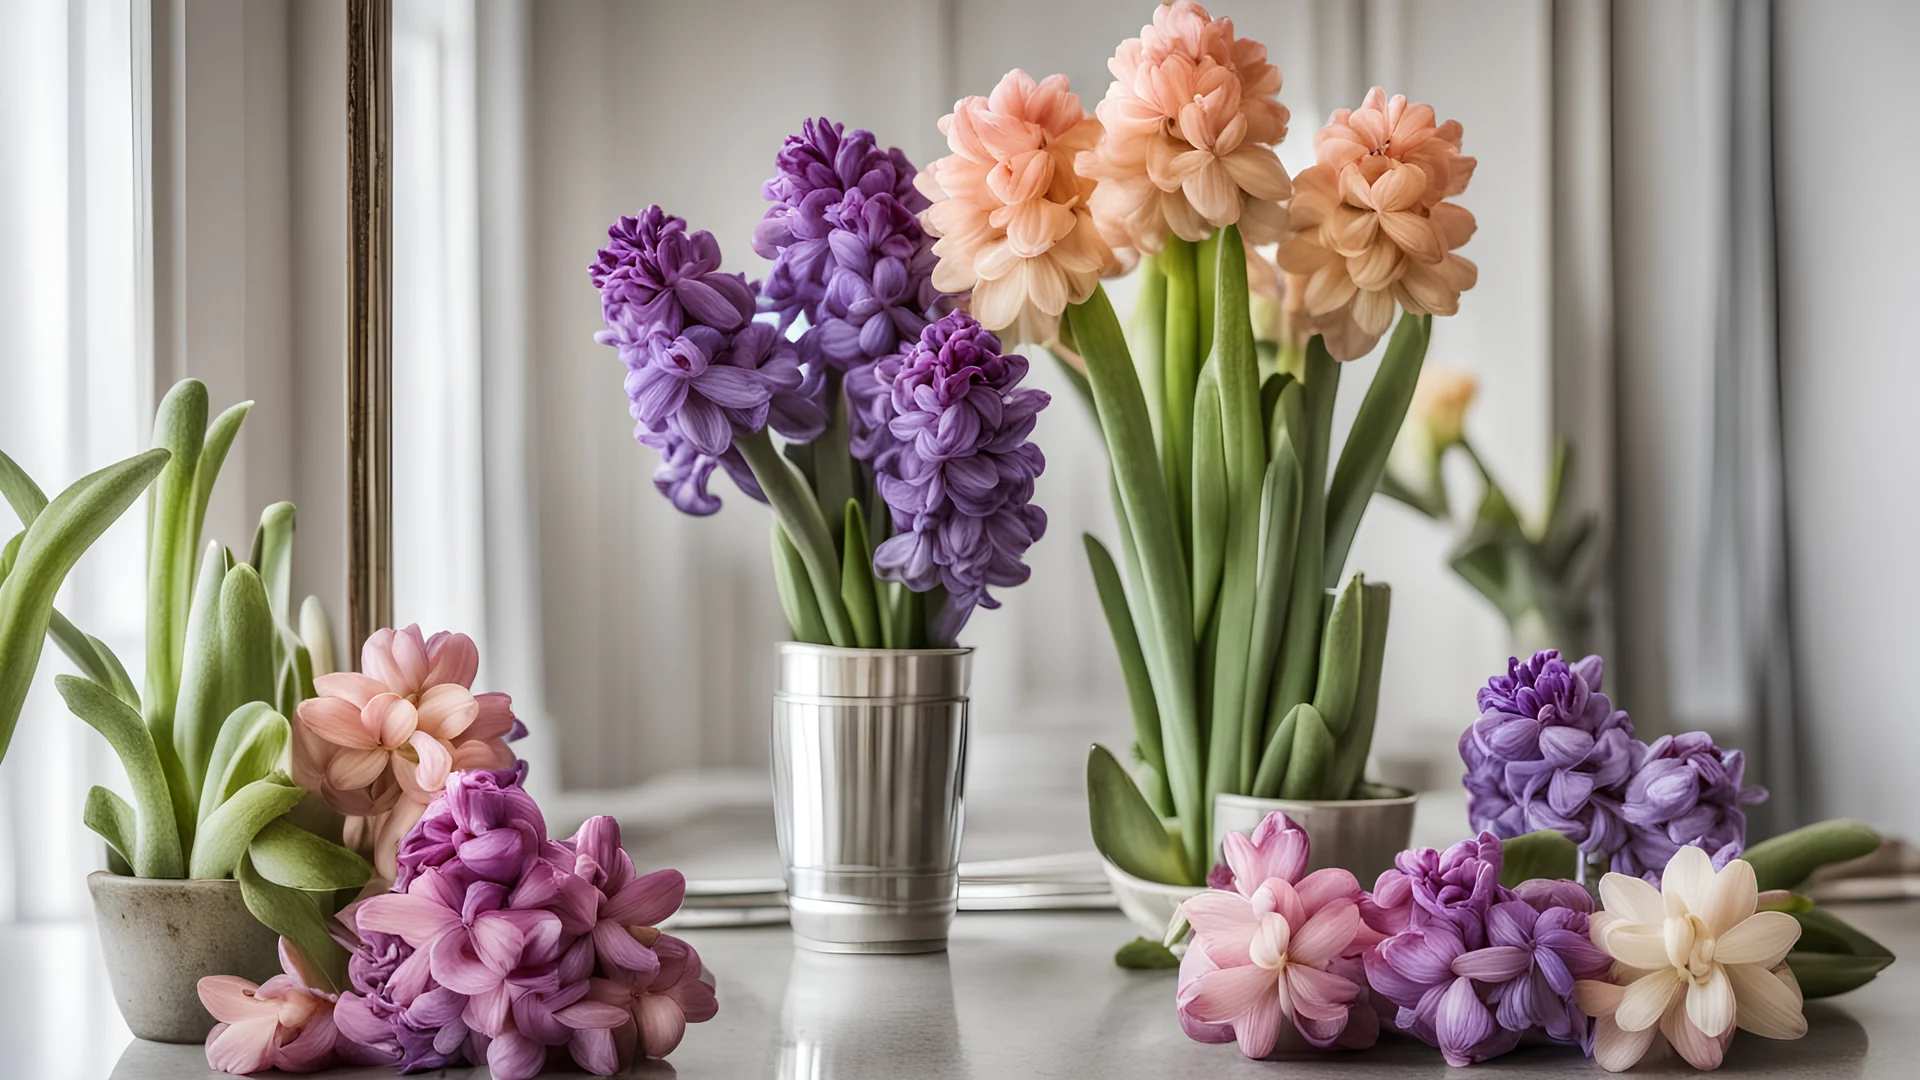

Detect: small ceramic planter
[1100, 858, 1205, 937]
[1212, 786, 1418, 885]
[89, 872, 282, 1043]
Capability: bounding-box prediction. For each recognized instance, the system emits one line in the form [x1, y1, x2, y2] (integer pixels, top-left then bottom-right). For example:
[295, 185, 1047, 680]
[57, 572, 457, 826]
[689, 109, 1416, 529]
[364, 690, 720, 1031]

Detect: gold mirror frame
[346, 0, 392, 653]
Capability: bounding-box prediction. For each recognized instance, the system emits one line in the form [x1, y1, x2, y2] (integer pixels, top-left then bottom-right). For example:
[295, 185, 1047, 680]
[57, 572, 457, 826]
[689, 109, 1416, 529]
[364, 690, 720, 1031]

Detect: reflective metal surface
[772, 643, 972, 953]
[1212, 787, 1418, 884]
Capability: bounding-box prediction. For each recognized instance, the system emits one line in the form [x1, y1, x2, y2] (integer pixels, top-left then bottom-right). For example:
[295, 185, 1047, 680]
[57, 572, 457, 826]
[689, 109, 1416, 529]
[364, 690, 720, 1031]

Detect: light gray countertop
[11, 899, 1916, 1079]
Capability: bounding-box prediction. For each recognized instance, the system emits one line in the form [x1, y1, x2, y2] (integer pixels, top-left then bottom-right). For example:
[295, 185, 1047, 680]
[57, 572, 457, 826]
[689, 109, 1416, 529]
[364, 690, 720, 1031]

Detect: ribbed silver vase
[771, 642, 972, 954]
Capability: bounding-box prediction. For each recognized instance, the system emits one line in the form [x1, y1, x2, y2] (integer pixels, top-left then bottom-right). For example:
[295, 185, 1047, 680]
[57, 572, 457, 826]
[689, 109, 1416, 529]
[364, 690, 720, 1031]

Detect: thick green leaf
[1279, 703, 1336, 800]
[188, 400, 251, 572]
[220, 564, 277, 716]
[174, 540, 228, 807]
[1239, 438, 1301, 793]
[1266, 340, 1338, 756]
[57, 675, 183, 877]
[1114, 937, 1181, 970]
[1189, 371, 1226, 639]
[1129, 252, 1167, 443]
[298, 596, 336, 677]
[1791, 906, 1893, 959]
[145, 381, 210, 763]
[1743, 819, 1882, 892]
[737, 430, 853, 647]
[1070, 287, 1205, 880]
[1323, 312, 1429, 589]
[1310, 574, 1365, 741]
[0, 448, 169, 763]
[84, 785, 141, 869]
[1160, 238, 1199, 549]
[0, 449, 50, 525]
[1085, 534, 1165, 805]
[1499, 830, 1580, 887]
[198, 702, 291, 823]
[1251, 702, 1300, 798]
[1327, 581, 1391, 798]
[47, 607, 139, 708]
[1788, 950, 1893, 998]
[839, 500, 882, 649]
[248, 501, 296, 631]
[236, 854, 347, 992]
[190, 774, 305, 878]
[248, 818, 373, 891]
[812, 372, 855, 548]
[771, 521, 831, 646]
[1087, 743, 1192, 886]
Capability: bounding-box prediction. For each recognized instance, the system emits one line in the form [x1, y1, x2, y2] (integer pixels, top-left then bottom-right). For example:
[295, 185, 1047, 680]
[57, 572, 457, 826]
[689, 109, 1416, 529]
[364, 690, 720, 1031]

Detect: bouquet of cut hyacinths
[901, 1, 1481, 887]
[590, 121, 1051, 649]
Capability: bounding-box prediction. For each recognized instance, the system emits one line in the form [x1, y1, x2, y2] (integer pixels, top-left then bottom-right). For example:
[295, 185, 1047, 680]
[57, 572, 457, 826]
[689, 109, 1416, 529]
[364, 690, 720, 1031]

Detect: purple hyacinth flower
[623, 326, 776, 457]
[394, 762, 550, 890]
[591, 207, 755, 341]
[867, 312, 1049, 642]
[333, 927, 472, 1072]
[1363, 832, 1512, 949]
[808, 189, 940, 370]
[1461, 651, 1636, 857]
[1612, 732, 1768, 882]
[1478, 880, 1613, 1049]
[1364, 921, 1522, 1066]
[635, 427, 766, 517]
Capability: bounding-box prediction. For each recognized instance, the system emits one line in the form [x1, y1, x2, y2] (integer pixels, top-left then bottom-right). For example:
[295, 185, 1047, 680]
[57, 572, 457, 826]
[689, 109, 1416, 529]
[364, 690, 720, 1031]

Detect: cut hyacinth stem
[1239, 435, 1302, 794]
[839, 500, 882, 649]
[1069, 286, 1205, 881]
[1085, 533, 1166, 804]
[1323, 313, 1429, 590]
[1202, 225, 1266, 820]
[1131, 253, 1168, 445]
[738, 429, 855, 647]
[1326, 581, 1391, 799]
[814, 372, 856, 549]
[1160, 238, 1199, 551]
[1189, 371, 1226, 640]
[769, 522, 831, 646]
[1311, 574, 1365, 741]
[1267, 338, 1339, 749]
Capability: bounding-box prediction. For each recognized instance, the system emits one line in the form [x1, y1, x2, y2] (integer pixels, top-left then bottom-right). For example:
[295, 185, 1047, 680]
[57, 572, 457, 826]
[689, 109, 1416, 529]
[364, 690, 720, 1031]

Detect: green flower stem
[1323, 313, 1429, 589]
[1131, 254, 1168, 451]
[813, 371, 855, 548]
[739, 429, 854, 647]
[1160, 238, 1199, 553]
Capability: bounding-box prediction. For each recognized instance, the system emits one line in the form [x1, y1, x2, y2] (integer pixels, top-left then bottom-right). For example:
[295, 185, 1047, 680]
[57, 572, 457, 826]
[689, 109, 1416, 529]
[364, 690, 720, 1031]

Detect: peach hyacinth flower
[199, 939, 349, 1074]
[1076, 0, 1293, 254]
[1573, 846, 1807, 1072]
[917, 69, 1116, 345]
[293, 625, 518, 880]
[1278, 87, 1478, 361]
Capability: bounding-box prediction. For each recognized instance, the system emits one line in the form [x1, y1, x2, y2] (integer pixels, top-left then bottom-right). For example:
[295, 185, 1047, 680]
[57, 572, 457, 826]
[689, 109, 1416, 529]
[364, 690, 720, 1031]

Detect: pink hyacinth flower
[1214, 810, 1312, 897]
[199, 939, 346, 1075]
[586, 933, 720, 1062]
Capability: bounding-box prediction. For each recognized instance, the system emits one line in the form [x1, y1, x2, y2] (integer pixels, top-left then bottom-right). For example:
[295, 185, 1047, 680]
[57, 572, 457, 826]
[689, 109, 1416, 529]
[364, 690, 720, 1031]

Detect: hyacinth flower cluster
[592, 119, 1051, 651]
[316, 765, 715, 1079]
[1360, 836, 1612, 1065]
[1461, 650, 1767, 884]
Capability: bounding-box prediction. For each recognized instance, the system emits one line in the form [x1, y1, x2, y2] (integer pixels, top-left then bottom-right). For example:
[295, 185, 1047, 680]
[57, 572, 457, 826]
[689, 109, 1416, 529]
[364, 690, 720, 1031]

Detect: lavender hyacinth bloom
[591, 207, 755, 341]
[333, 928, 470, 1072]
[1480, 880, 1612, 1048]
[1612, 732, 1767, 882]
[869, 312, 1049, 642]
[1365, 921, 1521, 1065]
[637, 429, 765, 517]
[394, 762, 551, 890]
[1363, 832, 1511, 950]
[1461, 651, 1636, 856]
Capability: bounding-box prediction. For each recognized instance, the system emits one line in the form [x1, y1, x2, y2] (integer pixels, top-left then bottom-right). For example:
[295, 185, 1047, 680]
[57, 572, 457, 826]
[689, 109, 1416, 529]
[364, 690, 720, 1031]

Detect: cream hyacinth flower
[916, 69, 1115, 345]
[1076, 0, 1293, 254]
[1277, 88, 1477, 361]
[1574, 846, 1807, 1072]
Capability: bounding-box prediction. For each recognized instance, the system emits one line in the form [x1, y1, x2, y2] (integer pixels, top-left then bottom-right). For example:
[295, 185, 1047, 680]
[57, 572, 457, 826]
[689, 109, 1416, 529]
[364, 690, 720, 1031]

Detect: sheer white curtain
[0, 0, 144, 922]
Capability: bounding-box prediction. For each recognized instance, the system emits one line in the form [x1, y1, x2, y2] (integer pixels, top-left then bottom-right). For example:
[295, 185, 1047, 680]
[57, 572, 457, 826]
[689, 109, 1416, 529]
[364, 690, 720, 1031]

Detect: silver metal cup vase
[771, 642, 972, 954]
[1212, 785, 1418, 885]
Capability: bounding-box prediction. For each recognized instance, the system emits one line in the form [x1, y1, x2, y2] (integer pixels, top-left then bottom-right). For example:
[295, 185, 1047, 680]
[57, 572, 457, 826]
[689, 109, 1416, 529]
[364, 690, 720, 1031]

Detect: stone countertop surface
[9, 899, 1917, 1079]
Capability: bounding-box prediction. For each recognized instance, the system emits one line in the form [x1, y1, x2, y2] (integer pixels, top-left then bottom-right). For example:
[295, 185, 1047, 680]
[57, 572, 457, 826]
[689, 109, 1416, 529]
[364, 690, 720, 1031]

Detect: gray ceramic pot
[88, 872, 282, 1043]
[1212, 786, 1418, 885]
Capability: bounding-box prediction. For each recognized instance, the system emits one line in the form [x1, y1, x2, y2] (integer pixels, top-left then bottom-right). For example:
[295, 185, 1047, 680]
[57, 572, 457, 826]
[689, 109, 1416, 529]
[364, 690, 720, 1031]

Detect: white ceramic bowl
[1100, 859, 1205, 938]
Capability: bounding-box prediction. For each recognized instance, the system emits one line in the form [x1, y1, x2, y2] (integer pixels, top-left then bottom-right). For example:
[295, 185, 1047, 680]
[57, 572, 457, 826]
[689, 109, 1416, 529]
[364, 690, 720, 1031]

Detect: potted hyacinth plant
[4, 379, 370, 1043]
[589, 119, 1050, 952]
[904, 1, 1477, 923]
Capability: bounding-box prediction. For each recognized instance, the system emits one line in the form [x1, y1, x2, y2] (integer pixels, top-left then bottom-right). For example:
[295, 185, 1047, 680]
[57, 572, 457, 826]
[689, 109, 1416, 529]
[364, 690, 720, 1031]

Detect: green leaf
[83, 785, 141, 869]
[57, 675, 183, 877]
[1279, 703, 1336, 800]
[248, 501, 296, 630]
[1499, 830, 1580, 888]
[236, 854, 347, 992]
[1743, 819, 1882, 892]
[299, 596, 336, 678]
[248, 818, 373, 891]
[736, 429, 854, 647]
[1310, 574, 1365, 741]
[145, 380, 210, 765]
[770, 521, 831, 646]
[1086, 534, 1167, 813]
[1788, 950, 1893, 998]
[1160, 238, 1199, 550]
[188, 399, 252, 571]
[1239, 437, 1301, 794]
[174, 540, 228, 807]
[1069, 287, 1205, 881]
[1087, 743, 1193, 886]
[198, 702, 291, 823]
[812, 372, 855, 548]
[1251, 701, 1300, 799]
[220, 564, 277, 716]
[1114, 937, 1181, 970]
[47, 607, 140, 708]
[1189, 371, 1226, 638]
[190, 774, 306, 879]
[0, 449, 50, 526]
[1326, 581, 1391, 799]
[1791, 906, 1893, 959]
[1129, 252, 1167, 444]
[1195, 230, 1219, 365]
[0, 447, 169, 763]
[1043, 347, 1096, 417]
[1265, 340, 1339, 770]
[1324, 312, 1429, 589]
[1758, 891, 1817, 915]
[839, 500, 882, 649]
